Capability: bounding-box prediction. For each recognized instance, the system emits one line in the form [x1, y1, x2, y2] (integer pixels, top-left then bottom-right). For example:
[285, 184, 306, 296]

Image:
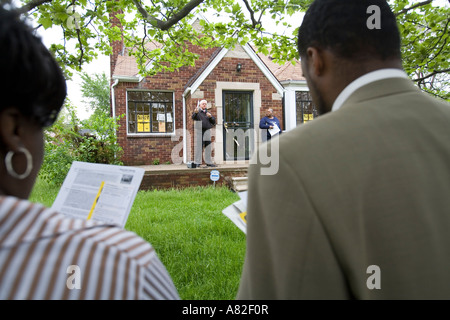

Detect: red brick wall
[140, 168, 248, 190]
[113, 46, 283, 166]
[185, 56, 283, 162]
[114, 44, 218, 166]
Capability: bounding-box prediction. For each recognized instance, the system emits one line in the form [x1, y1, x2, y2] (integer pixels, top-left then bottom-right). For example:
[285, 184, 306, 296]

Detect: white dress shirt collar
[331, 68, 409, 112]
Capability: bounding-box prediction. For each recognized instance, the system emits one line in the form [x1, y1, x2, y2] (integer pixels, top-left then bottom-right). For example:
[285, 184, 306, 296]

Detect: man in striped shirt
[0, 6, 179, 300]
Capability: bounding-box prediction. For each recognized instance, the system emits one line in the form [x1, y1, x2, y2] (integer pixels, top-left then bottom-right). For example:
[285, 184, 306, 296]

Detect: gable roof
[111, 20, 305, 91]
[112, 43, 305, 79]
[184, 47, 223, 90]
[257, 53, 304, 82]
[111, 12, 307, 88]
[113, 53, 139, 78]
[112, 41, 163, 81]
[181, 43, 286, 97]
[112, 43, 303, 95]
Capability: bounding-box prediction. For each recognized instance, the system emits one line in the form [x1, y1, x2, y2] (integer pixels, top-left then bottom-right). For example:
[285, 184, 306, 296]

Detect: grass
[29, 177, 61, 207]
[29, 177, 246, 300]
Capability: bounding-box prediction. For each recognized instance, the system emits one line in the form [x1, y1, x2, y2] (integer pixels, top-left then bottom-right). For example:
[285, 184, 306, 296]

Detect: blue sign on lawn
[210, 170, 220, 182]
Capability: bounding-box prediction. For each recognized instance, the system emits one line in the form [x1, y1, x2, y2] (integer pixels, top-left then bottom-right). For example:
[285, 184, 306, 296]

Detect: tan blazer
[237, 78, 450, 299]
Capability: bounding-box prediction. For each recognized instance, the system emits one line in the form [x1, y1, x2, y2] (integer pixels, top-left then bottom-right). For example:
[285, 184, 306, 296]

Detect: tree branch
[395, 0, 432, 16]
[413, 68, 450, 82]
[419, 86, 449, 100]
[428, 19, 449, 55]
[14, 0, 53, 14]
[132, 0, 205, 31]
[242, 0, 258, 28]
[76, 28, 84, 69]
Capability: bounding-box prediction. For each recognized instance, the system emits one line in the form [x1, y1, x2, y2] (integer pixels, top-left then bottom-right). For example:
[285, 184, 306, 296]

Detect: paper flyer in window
[51, 161, 145, 228]
[222, 191, 247, 234]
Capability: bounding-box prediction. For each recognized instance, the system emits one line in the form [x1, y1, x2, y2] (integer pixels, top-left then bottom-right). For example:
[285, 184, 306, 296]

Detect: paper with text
[268, 123, 280, 136]
[51, 161, 145, 228]
[222, 191, 247, 234]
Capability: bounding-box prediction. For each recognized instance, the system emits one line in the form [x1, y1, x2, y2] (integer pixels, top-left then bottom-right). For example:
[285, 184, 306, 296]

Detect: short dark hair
[0, 6, 66, 127]
[297, 0, 402, 61]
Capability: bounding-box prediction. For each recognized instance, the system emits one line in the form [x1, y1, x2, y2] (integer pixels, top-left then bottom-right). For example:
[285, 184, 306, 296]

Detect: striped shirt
[0, 196, 180, 300]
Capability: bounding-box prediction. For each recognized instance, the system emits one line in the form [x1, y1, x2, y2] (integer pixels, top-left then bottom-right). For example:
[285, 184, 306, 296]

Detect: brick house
[110, 15, 316, 166]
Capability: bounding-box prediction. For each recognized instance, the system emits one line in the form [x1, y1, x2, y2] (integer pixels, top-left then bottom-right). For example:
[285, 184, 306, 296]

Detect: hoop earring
[5, 147, 33, 180]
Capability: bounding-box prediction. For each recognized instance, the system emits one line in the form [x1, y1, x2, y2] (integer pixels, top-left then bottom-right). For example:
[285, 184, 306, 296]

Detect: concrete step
[231, 176, 248, 192]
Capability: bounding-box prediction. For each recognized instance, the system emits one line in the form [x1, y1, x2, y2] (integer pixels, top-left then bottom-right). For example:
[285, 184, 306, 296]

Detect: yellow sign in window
[303, 114, 314, 122]
[137, 115, 150, 132]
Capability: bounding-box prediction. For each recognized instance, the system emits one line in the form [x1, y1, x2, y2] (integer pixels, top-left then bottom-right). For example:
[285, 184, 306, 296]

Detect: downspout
[111, 78, 119, 122]
[110, 76, 139, 125]
[111, 78, 119, 160]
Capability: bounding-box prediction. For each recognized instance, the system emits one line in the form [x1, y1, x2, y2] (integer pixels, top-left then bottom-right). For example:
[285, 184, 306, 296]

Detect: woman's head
[0, 7, 67, 199]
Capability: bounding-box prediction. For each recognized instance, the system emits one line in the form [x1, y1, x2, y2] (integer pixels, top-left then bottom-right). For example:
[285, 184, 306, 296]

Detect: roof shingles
[112, 42, 306, 83]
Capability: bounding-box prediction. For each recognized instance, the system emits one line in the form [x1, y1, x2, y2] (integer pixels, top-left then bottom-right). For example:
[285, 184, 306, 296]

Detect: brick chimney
[109, 9, 124, 79]
[109, 8, 124, 117]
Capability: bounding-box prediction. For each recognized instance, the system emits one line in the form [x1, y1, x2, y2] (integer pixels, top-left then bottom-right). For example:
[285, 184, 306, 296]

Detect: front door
[223, 91, 254, 161]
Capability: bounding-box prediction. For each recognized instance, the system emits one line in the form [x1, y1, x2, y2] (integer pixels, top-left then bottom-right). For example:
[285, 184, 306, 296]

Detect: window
[295, 91, 318, 125]
[127, 91, 174, 134]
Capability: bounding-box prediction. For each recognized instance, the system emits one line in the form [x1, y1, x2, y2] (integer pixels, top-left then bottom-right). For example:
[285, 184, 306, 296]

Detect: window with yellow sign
[127, 91, 174, 134]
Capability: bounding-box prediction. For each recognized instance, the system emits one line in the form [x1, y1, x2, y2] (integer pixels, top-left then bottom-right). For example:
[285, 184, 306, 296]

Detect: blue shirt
[259, 116, 281, 141]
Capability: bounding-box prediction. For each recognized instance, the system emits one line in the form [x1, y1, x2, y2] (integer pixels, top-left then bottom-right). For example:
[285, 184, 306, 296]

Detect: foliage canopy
[6, 0, 450, 99]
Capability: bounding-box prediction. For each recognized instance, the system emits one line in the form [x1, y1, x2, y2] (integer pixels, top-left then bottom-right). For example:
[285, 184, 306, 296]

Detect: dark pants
[194, 128, 213, 165]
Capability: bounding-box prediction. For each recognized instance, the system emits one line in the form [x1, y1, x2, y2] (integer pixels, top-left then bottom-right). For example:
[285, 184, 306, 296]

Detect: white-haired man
[192, 100, 217, 167]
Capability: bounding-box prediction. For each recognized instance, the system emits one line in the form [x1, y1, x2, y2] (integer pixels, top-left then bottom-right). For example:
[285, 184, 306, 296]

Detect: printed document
[51, 161, 145, 228]
[268, 123, 280, 136]
[222, 191, 247, 234]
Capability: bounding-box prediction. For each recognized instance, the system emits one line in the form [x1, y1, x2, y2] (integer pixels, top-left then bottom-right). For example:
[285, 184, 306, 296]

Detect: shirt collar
[331, 69, 409, 112]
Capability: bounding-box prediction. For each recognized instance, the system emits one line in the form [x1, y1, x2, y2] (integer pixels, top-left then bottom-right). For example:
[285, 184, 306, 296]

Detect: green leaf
[232, 3, 240, 14]
[38, 16, 53, 29]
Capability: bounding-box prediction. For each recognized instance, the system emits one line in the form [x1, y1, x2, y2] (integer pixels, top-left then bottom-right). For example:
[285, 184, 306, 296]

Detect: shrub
[40, 103, 124, 186]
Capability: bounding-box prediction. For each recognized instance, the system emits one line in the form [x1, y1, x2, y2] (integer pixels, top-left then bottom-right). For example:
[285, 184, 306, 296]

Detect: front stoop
[137, 163, 248, 190]
[230, 176, 248, 192]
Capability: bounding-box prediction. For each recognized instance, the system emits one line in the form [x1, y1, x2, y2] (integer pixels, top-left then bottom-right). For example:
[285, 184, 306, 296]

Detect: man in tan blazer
[237, 0, 450, 299]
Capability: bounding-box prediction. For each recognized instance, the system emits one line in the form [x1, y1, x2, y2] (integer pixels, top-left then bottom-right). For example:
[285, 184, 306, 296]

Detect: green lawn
[30, 177, 246, 300]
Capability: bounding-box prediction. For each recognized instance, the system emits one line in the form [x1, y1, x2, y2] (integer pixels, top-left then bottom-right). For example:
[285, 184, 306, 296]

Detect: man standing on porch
[192, 99, 217, 167]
